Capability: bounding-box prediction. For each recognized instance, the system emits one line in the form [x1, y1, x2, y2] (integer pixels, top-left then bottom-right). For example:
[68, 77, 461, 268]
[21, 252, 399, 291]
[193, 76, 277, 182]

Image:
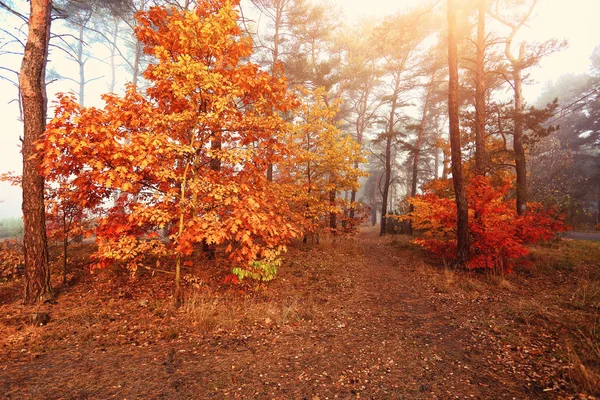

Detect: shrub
[403, 176, 568, 273]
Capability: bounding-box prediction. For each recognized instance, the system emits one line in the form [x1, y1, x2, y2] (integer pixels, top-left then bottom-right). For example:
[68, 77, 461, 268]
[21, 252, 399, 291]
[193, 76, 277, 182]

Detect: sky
[1, 0, 600, 217]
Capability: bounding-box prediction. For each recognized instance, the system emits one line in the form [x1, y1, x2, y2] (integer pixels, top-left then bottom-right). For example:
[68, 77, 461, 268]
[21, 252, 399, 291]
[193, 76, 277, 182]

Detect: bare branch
[0, 1, 28, 23]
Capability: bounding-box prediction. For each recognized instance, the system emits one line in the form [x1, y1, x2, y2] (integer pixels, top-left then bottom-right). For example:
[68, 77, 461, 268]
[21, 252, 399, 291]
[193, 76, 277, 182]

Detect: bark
[202, 133, 221, 260]
[475, 0, 487, 174]
[380, 135, 392, 236]
[62, 234, 68, 286]
[448, 0, 469, 266]
[513, 68, 527, 215]
[434, 147, 440, 179]
[329, 187, 336, 233]
[20, 0, 52, 303]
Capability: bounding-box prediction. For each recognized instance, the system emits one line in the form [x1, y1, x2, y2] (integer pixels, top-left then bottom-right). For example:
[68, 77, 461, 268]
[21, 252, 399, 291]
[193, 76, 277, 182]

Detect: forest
[0, 0, 599, 398]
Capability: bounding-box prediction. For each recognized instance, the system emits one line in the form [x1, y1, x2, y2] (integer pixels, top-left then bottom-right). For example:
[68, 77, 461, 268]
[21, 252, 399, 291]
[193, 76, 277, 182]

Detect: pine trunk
[475, 0, 487, 174]
[380, 135, 392, 236]
[513, 69, 527, 215]
[448, 0, 469, 266]
[20, 0, 52, 303]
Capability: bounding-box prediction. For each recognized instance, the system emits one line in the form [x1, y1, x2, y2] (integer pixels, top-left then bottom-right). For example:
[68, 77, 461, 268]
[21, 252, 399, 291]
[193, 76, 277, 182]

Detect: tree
[533, 59, 600, 226]
[489, 0, 565, 214]
[43, 0, 298, 303]
[407, 44, 445, 235]
[448, 0, 469, 265]
[338, 21, 381, 221]
[280, 88, 365, 241]
[403, 176, 567, 273]
[372, 8, 431, 236]
[18, 0, 53, 303]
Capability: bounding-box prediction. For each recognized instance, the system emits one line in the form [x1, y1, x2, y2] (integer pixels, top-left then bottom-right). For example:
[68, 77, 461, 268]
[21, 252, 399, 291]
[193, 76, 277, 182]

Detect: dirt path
[1, 230, 569, 399]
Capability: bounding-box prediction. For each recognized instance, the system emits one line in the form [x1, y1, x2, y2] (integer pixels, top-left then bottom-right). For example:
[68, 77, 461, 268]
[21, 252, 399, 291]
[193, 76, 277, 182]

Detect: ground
[1, 228, 599, 399]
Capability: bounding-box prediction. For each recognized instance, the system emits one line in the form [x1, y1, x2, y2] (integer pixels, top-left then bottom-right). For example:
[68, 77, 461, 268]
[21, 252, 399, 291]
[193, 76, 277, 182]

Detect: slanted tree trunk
[20, 0, 52, 303]
[448, 0, 469, 266]
[475, 0, 487, 174]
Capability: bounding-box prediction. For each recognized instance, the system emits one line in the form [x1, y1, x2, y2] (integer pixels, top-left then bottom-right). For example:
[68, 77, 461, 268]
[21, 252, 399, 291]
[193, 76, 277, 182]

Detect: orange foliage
[41, 0, 299, 276]
[404, 176, 568, 273]
[279, 88, 366, 238]
[0, 240, 23, 281]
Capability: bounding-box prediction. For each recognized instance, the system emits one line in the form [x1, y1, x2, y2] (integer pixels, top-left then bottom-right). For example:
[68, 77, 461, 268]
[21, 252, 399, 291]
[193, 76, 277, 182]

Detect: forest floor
[1, 227, 600, 399]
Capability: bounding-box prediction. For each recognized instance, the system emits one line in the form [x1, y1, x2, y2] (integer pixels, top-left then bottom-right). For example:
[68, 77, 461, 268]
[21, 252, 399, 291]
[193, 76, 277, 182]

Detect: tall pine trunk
[448, 0, 469, 266]
[20, 0, 52, 303]
[380, 134, 392, 236]
[475, 0, 487, 174]
[513, 68, 527, 215]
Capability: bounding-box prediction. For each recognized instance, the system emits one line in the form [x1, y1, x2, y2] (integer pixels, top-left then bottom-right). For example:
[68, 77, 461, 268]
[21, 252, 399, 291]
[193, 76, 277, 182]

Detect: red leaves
[407, 176, 569, 273]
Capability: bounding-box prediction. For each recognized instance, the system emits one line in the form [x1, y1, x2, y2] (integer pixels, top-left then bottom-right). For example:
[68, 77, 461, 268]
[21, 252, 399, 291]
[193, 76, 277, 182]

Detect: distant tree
[532, 53, 600, 226]
[338, 21, 381, 220]
[407, 44, 445, 235]
[489, 0, 565, 214]
[371, 8, 431, 236]
[280, 88, 365, 240]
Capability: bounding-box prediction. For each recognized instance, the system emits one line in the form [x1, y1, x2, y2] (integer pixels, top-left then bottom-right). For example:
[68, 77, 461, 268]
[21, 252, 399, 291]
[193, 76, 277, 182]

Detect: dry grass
[179, 288, 301, 335]
[565, 341, 600, 395]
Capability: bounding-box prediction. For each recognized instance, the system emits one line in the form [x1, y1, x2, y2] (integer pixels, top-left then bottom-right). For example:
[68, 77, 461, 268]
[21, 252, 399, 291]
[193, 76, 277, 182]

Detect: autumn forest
[0, 0, 599, 398]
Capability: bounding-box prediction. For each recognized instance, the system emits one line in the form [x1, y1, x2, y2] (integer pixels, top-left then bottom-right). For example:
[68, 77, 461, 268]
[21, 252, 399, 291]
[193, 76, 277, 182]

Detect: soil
[1, 228, 598, 399]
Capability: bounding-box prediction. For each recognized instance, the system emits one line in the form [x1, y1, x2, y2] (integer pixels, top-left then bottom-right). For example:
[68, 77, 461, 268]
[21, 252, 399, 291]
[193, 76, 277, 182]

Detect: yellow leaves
[247, 196, 259, 210]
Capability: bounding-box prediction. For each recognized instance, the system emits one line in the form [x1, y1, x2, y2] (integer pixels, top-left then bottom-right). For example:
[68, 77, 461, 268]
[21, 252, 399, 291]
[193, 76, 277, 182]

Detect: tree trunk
[109, 17, 119, 93]
[475, 0, 487, 174]
[202, 133, 221, 260]
[266, 1, 284, 182]
[513, 68, 527, 215]
[408, 81, 433, 235]
[77, 20, 86, 106]
[329, 187, 336, 233]
[435, 147, 440, 179]
[380, 77, 400, 237]
[380, 135, 392, 236]
[20, 0, 52, 303]
[350, 86, 369, 220]
[62, 233, 68, 286]
[448, 0, 469, 266]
